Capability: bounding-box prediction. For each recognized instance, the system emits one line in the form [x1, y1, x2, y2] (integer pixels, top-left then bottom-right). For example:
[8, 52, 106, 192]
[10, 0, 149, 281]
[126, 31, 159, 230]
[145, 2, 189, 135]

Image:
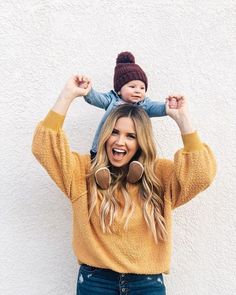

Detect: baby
[82, 52, 167, 189]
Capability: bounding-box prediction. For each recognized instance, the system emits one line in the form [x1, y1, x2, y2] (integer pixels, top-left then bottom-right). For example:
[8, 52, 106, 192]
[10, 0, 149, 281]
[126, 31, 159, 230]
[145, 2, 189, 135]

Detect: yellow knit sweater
[32, 110, 216, 274]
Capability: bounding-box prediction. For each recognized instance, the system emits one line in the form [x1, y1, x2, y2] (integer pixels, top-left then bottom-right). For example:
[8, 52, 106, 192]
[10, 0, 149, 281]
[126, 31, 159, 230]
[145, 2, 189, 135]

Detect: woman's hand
[52, 74, 92, 116]
[166, 95, 195, 134]
[58, 74, 92, 102]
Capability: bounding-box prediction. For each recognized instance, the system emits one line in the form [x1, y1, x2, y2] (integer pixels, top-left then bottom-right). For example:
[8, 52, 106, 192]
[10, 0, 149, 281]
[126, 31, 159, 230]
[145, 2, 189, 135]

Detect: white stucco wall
[1, 0, 236, 294]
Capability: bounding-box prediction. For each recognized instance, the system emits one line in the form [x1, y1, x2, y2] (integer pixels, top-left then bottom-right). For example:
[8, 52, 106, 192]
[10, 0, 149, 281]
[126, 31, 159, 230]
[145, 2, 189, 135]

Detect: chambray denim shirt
[84, 88, 166, 153]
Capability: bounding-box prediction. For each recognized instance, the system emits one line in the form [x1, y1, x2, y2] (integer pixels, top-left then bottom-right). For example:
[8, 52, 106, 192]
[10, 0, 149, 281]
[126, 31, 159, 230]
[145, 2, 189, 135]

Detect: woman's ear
[118, 91, 121, 95]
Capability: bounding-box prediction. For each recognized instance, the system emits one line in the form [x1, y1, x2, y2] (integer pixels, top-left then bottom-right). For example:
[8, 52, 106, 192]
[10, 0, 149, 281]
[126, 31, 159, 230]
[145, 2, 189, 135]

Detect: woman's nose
[116, 135, 125, 145]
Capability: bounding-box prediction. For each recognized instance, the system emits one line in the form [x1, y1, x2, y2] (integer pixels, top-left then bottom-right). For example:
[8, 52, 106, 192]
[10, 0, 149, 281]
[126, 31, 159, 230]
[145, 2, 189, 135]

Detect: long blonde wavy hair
[88, 104, 167, 243]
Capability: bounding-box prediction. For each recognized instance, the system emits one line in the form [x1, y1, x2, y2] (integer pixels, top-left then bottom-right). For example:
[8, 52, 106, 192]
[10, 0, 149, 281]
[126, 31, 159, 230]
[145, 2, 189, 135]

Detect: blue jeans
[77, 264, 166, 295]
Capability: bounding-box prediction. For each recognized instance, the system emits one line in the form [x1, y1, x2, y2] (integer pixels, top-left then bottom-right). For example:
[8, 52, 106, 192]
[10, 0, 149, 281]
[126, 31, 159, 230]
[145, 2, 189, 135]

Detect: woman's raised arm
[52, 74, 92, 115]
[166, 95, 194, 135]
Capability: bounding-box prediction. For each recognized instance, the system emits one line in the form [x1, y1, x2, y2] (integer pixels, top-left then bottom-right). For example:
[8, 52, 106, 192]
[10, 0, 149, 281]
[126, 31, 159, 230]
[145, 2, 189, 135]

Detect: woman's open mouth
[112, 148, 127, 161]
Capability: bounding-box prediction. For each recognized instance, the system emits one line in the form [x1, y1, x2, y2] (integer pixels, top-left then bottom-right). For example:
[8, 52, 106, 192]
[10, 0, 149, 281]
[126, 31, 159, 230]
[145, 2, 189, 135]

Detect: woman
[32, 74, 216, 294]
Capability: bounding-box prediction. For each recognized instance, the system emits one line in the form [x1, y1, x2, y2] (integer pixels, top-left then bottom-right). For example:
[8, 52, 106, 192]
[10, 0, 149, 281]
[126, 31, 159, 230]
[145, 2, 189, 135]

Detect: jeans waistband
[80, 264, 163, 282]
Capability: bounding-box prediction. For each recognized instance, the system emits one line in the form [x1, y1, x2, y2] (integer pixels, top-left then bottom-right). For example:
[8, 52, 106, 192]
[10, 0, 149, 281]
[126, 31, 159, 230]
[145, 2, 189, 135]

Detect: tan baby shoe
[95, 167, 111, 190]
[126, 161, 144, 183]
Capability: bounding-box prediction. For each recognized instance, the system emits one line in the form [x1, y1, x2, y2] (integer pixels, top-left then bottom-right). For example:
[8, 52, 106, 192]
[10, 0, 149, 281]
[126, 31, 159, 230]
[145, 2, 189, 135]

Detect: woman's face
[106, 117, 139, 167]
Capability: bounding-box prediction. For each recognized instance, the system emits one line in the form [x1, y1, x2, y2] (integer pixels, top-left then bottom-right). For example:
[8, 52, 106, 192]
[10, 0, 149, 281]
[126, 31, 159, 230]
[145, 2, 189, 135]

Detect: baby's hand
[165, 95, 193, 133]
[58, 74, 92, 101]
[166, 94, 188, 120]
[74, 74, 92, 96]
[167, 95, 178, 109]
[75, 74, 91, 89]
[78, 77, 90, 89]
[166, 94, 184, 109]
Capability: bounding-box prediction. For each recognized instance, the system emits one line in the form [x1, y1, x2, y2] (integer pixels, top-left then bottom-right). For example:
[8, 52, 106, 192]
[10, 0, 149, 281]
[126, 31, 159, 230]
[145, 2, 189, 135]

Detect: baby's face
[119, 80, 146, 103]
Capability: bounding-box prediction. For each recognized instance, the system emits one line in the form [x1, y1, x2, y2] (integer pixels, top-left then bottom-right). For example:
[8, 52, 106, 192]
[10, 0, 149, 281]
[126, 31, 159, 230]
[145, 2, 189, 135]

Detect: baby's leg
[95, 167, 111, 190]
[127, 161, 144, 183]
[91, 151, 111, 190]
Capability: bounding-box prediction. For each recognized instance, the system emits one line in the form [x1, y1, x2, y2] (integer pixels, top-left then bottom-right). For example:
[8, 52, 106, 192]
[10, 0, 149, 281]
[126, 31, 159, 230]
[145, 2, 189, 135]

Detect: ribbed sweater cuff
[181, 131, 203, 152]
[42, 110, 65, 131]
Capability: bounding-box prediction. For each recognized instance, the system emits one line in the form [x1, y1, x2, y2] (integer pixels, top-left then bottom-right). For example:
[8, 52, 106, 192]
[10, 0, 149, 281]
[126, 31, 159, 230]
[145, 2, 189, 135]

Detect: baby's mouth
[131, 96, 141, 101]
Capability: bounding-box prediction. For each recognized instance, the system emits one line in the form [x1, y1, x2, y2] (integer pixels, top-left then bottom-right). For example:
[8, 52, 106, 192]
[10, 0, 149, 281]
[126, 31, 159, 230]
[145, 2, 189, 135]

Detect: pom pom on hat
[116, 52, 135, 64]
[114, 51, 148, 93]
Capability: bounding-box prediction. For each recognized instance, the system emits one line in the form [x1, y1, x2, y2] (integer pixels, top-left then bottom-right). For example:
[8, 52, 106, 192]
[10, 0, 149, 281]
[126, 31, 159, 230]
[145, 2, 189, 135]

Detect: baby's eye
[129, 85, 135, 88]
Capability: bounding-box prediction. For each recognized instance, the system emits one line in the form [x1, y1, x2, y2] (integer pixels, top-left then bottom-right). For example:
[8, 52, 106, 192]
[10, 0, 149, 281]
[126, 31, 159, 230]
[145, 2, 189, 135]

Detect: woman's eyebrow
[112, 128, 119, 133]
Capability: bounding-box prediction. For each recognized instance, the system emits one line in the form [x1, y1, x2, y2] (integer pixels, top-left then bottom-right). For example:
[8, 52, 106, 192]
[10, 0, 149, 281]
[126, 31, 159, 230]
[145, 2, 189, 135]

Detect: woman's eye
[128, 134, 136, 139]
[112, 130, 118, 135]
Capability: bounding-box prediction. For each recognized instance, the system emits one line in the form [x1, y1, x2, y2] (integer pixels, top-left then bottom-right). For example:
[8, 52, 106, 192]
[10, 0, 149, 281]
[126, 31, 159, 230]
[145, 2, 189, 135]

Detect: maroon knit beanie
[113, 52, 148, 93]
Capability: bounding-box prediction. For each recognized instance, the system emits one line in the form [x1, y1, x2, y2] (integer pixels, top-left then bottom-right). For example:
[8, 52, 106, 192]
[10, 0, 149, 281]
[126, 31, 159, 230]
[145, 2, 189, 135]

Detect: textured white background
[1, 0, 236, 294]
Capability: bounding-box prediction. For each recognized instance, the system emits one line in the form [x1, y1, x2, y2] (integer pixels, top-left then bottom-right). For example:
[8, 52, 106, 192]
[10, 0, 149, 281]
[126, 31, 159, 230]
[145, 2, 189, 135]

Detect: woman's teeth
[112, 148, 127, 160]
[113, 148, 126, 154]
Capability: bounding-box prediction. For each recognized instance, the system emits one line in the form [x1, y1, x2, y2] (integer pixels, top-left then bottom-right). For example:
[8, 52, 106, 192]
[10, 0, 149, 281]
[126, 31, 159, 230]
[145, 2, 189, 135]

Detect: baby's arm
[84, 88, 113, 110]
[72, 73, 112, 110]
[145, 98, 167, 117]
